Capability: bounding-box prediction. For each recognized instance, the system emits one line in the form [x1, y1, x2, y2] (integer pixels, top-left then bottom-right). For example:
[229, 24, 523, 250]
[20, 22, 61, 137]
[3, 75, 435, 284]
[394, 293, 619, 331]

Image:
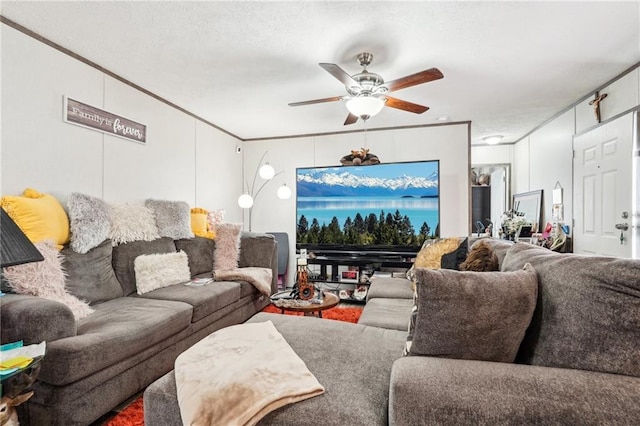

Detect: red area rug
[261, 304, 363, 323]
[105, 304, 362, 425]
[105, 395, 144, 426]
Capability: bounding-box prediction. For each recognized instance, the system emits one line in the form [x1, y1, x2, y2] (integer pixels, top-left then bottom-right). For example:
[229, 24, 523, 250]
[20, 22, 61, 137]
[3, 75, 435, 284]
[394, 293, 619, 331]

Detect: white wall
[243, 123, 470, 285]
[528, 110, 574, 227]
[1, 24, 242, 218]
[511, 65, 639, 237]
[471, 145, 513, 166]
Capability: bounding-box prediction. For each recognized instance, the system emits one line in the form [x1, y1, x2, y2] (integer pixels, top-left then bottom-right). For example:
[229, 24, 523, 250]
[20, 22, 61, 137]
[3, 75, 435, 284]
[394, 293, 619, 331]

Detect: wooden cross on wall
[588, 91, 607, 123]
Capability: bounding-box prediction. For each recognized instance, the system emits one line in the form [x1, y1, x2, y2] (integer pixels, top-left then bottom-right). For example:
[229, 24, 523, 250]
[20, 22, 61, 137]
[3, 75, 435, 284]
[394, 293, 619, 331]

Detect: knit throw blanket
[175, 320, 324, 426]
[214, 267, 272, 297]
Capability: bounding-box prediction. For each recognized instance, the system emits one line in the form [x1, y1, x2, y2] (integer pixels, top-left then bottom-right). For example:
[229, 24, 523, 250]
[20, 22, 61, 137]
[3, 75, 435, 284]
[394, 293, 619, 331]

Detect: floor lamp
[238, 151, 291, 231]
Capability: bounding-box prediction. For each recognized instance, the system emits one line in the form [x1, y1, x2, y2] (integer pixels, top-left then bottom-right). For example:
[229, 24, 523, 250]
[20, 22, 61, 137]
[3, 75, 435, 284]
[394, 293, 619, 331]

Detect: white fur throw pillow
[108, 203, 160, 246]
[2, 240, 94, 320]
[145, 199, 194, 240]
[134, 251, 190, 295]
[67, 192, 111, 254]
[213, 223, 242, 271]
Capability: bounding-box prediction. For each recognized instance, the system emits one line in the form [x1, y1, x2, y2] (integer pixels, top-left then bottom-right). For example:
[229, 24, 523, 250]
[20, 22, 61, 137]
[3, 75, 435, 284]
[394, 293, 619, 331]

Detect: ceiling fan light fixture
[346, 96, 385, 119]
[483, 135, 503, 145]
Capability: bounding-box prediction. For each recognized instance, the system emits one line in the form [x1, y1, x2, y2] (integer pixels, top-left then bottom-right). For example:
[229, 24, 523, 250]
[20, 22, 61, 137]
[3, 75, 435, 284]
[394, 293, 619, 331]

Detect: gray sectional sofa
[145, 239, 640, 425]
[0, 233, 277, 425]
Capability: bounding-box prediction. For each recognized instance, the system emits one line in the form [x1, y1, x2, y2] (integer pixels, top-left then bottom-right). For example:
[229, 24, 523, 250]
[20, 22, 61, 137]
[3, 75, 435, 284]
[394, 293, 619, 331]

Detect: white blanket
[214, 267, 272, 297]
[175, 320, 324, 426]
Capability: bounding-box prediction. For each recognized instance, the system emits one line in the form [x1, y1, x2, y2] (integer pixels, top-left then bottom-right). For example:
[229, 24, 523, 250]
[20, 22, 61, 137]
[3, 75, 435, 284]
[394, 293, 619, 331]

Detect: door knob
[615, 223, 629, 231]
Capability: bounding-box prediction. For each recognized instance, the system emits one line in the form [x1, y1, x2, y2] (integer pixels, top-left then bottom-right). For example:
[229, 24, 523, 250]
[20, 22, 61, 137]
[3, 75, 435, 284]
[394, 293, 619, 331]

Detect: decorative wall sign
[63, 96, 146, 143]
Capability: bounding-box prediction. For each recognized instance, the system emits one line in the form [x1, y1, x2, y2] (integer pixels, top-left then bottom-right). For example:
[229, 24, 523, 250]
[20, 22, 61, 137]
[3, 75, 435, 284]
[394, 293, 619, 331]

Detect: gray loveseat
[145, 239, 639, 425]
[0, 232, 277, 425]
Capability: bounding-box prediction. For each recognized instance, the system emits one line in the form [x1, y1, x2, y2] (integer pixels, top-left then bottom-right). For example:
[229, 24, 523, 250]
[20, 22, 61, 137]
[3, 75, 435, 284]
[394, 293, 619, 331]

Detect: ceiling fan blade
[319, 63, 359, 87]
[384, 96, 429, 114]
[289, 96, 343, 107]
[344, 113, 358, 125]
[385, 68, 444, 93]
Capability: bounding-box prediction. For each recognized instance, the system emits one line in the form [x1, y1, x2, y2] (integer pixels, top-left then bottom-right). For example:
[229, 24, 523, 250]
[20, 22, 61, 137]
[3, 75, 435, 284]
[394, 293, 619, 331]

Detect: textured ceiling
[1, 1, 639, 144]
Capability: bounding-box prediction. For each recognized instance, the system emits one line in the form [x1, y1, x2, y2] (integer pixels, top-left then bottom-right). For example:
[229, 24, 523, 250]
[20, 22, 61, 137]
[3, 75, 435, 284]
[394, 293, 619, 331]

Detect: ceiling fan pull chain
[363, 122, 368, 148]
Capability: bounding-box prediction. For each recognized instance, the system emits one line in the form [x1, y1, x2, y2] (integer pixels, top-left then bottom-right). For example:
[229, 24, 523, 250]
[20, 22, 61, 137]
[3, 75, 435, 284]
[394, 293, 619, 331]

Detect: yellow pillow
[190, 208, 215, 239]
[409, 237, 463, 292]
[1, 188, 70, 248]
[414, 238, 462, 269]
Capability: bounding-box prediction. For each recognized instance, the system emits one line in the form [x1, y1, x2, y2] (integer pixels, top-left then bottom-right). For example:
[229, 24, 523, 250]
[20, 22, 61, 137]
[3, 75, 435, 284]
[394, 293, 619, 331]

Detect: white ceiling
[2, 1, 639, 144]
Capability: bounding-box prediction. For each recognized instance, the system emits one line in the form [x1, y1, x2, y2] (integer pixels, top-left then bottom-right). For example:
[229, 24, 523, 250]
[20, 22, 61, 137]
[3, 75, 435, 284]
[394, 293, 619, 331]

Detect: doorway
[471, 164, 511, 237]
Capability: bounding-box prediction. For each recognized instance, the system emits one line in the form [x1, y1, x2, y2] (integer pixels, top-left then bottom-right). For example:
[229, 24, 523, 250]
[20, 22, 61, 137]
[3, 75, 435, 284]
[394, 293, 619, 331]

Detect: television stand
[305, 250, 416, 303]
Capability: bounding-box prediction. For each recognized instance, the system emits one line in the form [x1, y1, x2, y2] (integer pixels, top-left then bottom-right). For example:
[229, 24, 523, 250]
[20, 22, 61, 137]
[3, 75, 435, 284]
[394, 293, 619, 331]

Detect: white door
[573, 113, 634, 257]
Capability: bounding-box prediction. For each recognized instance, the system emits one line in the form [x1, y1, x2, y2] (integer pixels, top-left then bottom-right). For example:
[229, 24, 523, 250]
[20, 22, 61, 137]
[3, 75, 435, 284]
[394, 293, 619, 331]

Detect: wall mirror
[512, 190, 543, 232]
[471, 163, 511, 236]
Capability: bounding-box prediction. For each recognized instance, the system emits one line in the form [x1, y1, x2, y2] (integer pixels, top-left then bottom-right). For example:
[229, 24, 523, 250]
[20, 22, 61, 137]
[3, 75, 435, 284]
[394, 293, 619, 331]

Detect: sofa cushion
[246, 313, 407, 425]
[134, 251, 191, 295]
[38, 297, 192, 386]
[174, 237, 215, 277]
[358, 298, 414, 331]
[238, 280, 260, 298]
[502, 243, 640, 377]
[112, 238, 177, 296]
[366, 277, 414, 302]
[63, 239, 123, 304]
[406, 265, 538, 363]
[136, 280, 241, 323]
[390, 356, 640, 426]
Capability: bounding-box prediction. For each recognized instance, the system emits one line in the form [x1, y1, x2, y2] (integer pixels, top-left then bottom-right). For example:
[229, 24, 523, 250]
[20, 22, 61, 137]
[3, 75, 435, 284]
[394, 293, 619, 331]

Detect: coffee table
[272, 291, 339, 318]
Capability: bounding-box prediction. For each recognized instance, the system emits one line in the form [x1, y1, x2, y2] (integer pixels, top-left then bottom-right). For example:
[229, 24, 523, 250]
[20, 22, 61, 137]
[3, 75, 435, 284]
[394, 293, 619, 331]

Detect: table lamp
[1, 208, 44, 268]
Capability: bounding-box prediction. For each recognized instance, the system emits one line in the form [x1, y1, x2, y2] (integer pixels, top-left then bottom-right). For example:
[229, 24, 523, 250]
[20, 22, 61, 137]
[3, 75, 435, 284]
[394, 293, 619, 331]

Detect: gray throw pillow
[502, 243, 640, 377]
[67, 192, 111, 254]
[406, 264, 538, 363]
[145, 199, 194, 240]
[63, 239, 123, 304]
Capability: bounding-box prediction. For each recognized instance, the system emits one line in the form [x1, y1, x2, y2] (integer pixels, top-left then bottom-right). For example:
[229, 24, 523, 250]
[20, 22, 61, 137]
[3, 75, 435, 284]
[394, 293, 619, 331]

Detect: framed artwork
[512, 190, 543, 232]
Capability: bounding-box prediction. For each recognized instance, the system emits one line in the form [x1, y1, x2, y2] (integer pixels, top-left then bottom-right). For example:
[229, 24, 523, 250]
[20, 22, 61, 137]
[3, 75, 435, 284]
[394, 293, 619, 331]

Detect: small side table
[272, 291, 339, 318]
[1, 355, 43, 397]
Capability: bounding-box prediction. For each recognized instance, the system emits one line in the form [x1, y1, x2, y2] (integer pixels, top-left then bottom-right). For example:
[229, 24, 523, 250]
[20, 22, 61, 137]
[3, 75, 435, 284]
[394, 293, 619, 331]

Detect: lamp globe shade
[259, 163, 275, 180]
[346, 96, 385, 118]
[238, 193, 254, 208]
[277, 184, 292, 200]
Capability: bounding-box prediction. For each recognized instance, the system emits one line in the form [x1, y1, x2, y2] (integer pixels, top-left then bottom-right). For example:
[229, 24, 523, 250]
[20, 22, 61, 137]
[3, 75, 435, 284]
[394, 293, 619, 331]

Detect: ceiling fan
[289, 52, 443, 125]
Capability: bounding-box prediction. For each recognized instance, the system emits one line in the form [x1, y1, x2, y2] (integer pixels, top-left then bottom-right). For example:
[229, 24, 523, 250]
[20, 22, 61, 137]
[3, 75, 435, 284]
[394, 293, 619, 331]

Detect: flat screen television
[296, 160, 440, 252]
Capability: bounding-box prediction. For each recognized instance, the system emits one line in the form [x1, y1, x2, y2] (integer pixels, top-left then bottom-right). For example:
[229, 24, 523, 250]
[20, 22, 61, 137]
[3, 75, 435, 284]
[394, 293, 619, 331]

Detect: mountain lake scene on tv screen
[296, 162, 440, 246]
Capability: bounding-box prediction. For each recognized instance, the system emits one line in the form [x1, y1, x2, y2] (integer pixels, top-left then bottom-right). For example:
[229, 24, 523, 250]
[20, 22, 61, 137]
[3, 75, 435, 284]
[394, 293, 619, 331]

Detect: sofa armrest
[389, 356, 640, 425]
[239, 232, 278, 294]
[0, 294, 76, 344]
